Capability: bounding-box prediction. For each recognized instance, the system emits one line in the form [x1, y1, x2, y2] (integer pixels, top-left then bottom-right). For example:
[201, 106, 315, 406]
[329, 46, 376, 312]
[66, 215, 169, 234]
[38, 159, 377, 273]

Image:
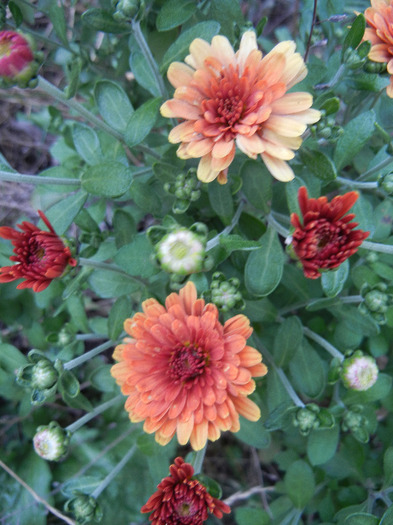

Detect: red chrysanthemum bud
[0, 211, 77, 292]
[290, 186, 369, 279]
[0, 30, 38, 86]
[141, 457, 230, 525]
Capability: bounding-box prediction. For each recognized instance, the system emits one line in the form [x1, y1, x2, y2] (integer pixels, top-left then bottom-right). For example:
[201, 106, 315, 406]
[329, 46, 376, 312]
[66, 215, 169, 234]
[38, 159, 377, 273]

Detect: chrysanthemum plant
[2, 1, 393, 524]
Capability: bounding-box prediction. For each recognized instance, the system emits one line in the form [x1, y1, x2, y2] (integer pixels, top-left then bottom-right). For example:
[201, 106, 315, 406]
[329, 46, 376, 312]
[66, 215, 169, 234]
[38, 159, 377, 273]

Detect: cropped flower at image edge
[111, 281, 267, 451]
[290, 187, 369, 279]
[0, 211, 76, 292]
[161, 30, 320, 184]
[141, 457, 230, 525]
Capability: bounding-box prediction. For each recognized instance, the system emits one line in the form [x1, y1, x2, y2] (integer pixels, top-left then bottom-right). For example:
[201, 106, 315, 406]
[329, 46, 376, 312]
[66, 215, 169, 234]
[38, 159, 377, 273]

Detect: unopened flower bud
[364, 290, 388, 312]
[0, 31, 40, 87]
[33, 422, 70, 461]
[341, 405, 369, 443]
[31, 359, 59, 390]
[341, 352, 378, 391]
[293, 404, 320, 435]
[112, 0, 144, 20]
[379, 172, 393, 194]
[157, 229, 205, 275]
[65, 494, 102, 524]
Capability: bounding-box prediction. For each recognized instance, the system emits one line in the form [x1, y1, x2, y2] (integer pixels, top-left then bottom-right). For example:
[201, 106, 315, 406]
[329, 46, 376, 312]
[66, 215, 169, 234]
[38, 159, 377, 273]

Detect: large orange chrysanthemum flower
[111, 281, 267, 451]
[364, 0, 393, 97]
[290, 187, 369, 279]
[160, 31, 320, 184]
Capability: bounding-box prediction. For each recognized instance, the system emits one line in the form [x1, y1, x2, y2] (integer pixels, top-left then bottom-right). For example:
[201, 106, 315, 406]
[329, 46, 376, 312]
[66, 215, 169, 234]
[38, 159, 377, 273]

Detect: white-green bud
[157, 229, 205, 275]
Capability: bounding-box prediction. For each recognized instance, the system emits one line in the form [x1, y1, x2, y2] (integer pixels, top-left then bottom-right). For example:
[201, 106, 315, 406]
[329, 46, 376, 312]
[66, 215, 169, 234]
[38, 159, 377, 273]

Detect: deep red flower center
[22, 238, 46, 266]
[311, 220, 344, 256]
[169, 343, 206, 382]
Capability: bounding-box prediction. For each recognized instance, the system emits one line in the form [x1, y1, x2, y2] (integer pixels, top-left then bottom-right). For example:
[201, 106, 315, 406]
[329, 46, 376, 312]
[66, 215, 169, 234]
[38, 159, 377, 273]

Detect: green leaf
[380, 505, 393, 524]
[108, 295, 132, 340]
[65, 57, 82, 99]
[219, 234, 261, 254]
[285, 176, 305, 215]
[319, 96, 340, 116]
[115, 235, 158, 278]
[45, 191, 88, 235]
[235, 508, 270, 525]
[307, 426, 340, 466]
[129, 35, 161, 97]
[88, 269, 141, 298]
[61, 476, 101, 497]
[373, 199, 393, 241]
[207, 0, 244, 39]
[160, 21, 221, 73]
[334, 110, 375, 170]
[62, 391, 93, 411]
[300, 149, 337, 182]
[208, 181, 234, 223]
[58, 370, 80, 398]
[285, 460, 315, 508]
[274, 317, 303, 367]
[235, 416, 271, 449]
[240, 159, 272, 213]
[156, 0, 196, 31]
[383, 446, 393, 486]
[352, 193, 375, 237]
[72, 124, 102, 165]
[9, 2, 23, 26]
[125, 97, 162, 148]
[113, 209, 136, 248]
[245, 227, 284, 297]
[89, 365, 116, 393]
[81, 162, 133, 197]
[345, 513, 379, 525]
[243, 299, 277, 323]
[0, 343, 27, 372]
[321, 260, 349, 298]
[94, 80, 134, 132]
[48, 2, 68, 47]
[82, 8, 130, 33]
[330, 305, 379, 337]
[290, 342, 326, 398]
[342, 14, 366, 60]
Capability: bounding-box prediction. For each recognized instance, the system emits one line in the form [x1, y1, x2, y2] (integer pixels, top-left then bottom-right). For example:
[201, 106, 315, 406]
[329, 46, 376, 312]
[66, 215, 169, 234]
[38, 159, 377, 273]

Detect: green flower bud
[363, 60, 387, 74]
[379, 172, 393, 194]
[341, 352, 378, 391]
[293, 404, 320, 436]
[33, 422, 70, 461]
[112, 0, 144, 20]
[341, 406, 369, 442]
[364, 290, 388, 312]
[31, 359, 59, 390]
[65, 494, 102, 524]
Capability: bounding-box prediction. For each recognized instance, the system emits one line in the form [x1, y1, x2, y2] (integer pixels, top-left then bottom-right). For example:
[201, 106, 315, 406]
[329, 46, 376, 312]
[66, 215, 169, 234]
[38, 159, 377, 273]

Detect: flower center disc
[169, 343, 206, 382]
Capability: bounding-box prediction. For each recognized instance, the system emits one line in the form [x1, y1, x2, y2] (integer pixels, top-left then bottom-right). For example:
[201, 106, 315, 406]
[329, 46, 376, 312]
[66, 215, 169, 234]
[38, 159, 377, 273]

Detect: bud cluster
[292, 403, 335, 436]
[310, 110, 343, 142]
[203, 272, 244, 312]
[359, 282, 393, 325]
[164, 169, 201, 214]
[378, 172, 393, 195]
[112, 0, 144, 21]
[341, 405, 369, 443]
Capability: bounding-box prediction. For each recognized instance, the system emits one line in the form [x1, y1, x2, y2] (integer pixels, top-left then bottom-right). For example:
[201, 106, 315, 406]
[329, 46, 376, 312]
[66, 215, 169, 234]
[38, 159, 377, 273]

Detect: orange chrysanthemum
[160, 31, 320, 184]
[290, 187, 369, 279]
[364, 0, 393, 97]
[141, 457, 230, 525]
[111, 281, 267, 451]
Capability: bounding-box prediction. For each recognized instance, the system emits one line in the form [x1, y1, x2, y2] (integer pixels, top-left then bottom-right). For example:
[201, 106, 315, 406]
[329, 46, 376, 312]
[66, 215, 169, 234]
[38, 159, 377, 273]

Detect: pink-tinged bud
[0, 31, 38, 87]
[341, 354, 379, 391]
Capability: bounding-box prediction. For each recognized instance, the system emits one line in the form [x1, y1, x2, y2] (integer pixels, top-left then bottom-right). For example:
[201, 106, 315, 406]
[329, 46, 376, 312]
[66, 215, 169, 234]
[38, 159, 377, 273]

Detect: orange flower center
[169, 343, 206, 382]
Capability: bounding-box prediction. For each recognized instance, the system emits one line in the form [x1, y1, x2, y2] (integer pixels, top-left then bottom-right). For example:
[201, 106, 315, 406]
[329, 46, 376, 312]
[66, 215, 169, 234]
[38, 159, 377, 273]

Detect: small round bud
[364, 290, 388, 312]
[379, 172, 393, 194]
[293, 404, 320, 435]
[33, 422, 70, 461]
[64, 494, 102, 524]
[157, 229, 206, 275]
[0, 31, 40, 88]
[341, 353, 378, 391]
[31, 360, 58, 390]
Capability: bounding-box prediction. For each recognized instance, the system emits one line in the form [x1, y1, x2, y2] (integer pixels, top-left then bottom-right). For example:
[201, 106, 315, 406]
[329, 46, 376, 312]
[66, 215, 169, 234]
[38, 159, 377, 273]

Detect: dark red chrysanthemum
[0, 211, 76, 292]
[0, 30, 34, 80]
[141, 457, 230, 525]
[290, 187, 369, 279]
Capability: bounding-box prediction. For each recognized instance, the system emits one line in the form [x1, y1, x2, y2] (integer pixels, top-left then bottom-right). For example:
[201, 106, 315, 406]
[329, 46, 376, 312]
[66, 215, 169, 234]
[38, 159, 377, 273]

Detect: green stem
[341, 295, 363, 304]
[358, 156, 393, 181]
[362, 240, 393, 254]
[131, 19, 167, 98]
[75, 334, 107, 341]
[65, 395, 123, 434]
[0, 169, 80, 186]
[192, 444, 208, 475]
[276, 368, 305, 408]
[267, 213, 290, 238]
[90, 444, 137, 499]
[63, 340, 114, 371]
[206, 200, 245, 251]
[36, 76, 124, 142]
[303, 326, 344, 361]
[336, 176, 378, 189]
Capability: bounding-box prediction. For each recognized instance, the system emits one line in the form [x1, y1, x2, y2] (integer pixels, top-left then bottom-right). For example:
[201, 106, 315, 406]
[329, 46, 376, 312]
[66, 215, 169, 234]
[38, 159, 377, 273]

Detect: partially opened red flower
[160, 31, 320, 184]
[141, 456, 230, 525]
[364, 0, 393, 97]
[111, 281, 267, 450]
[0, 30, 36, 85]
[290, 187, 369, 279]
[0, 211, 76, 292]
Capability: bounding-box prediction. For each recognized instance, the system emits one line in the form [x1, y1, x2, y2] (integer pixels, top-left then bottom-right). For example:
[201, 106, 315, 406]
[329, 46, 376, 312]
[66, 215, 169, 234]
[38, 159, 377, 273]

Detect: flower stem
[192, 444, 208, 475]
[75, 334, 107, 341]
[275, 368, 305, 408]
[65, 395, 123, 434]
[336, 176, 378, 189]
[0, 169, 80, 186]
[206, 200, 245, 251]
[362, 240, 393, 254]
[131, 20, 167, 98]
[63, 340, 114, 371]
[358, 155, 393, 181]
[303, 326, 344, 361]
[304, 0, 318, 62]
[90, 444, 137, 499]
[36, 76, 124, 142]
[266, 213, 290, 238]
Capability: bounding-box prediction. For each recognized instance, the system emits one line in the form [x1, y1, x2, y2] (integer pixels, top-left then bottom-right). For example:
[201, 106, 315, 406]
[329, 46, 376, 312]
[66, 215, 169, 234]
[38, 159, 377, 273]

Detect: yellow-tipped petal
[261, 153, 295, 181]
